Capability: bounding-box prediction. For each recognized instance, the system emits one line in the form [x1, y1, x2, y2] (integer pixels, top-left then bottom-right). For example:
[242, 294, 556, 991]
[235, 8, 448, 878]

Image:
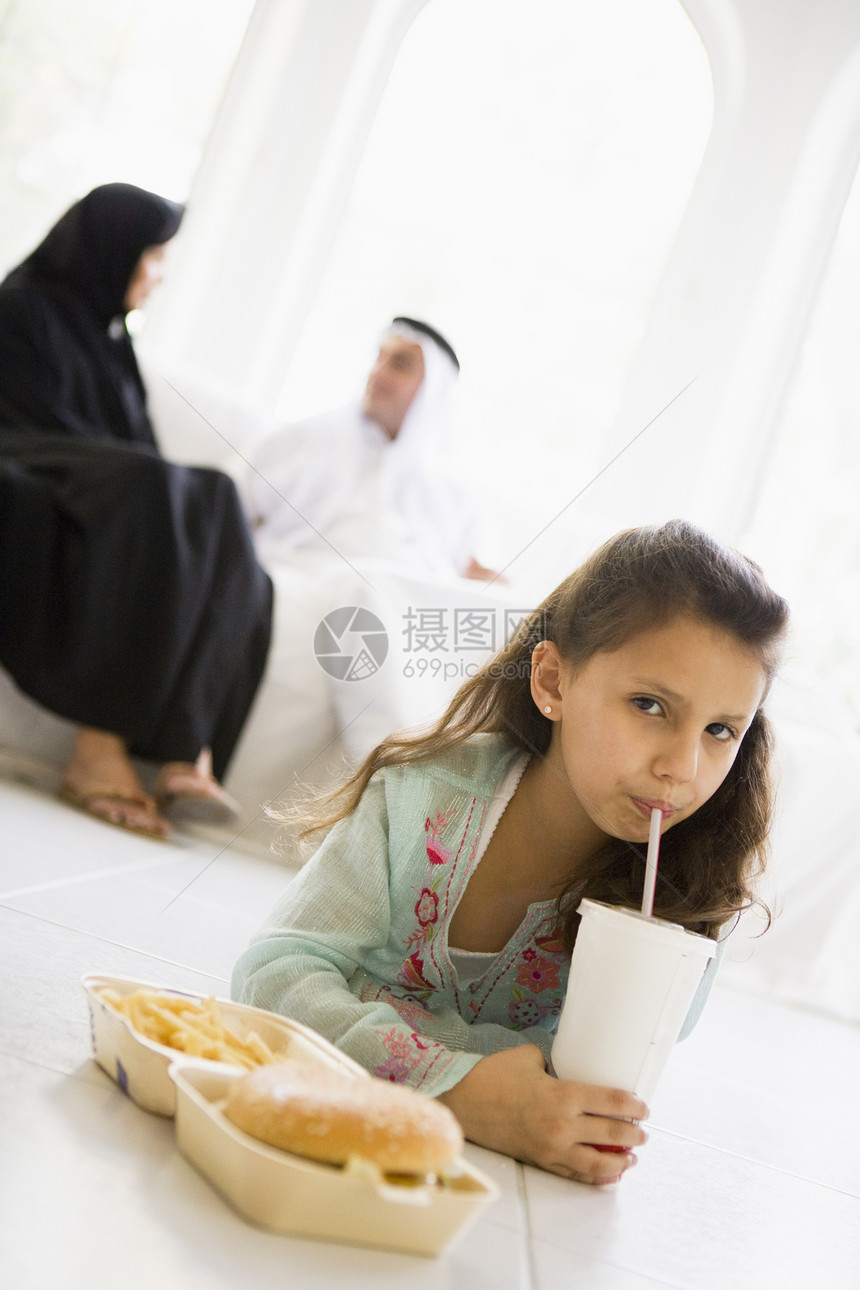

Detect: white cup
[551, 899, 717, 1102]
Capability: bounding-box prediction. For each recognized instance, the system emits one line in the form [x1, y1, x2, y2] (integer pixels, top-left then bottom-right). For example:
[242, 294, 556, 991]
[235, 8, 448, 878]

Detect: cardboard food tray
[82, 973, 365, 1116]
[168, 1060, 500, 1257]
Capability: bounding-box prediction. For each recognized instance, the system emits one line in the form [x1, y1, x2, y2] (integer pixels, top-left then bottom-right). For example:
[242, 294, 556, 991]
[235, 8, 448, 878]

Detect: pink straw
[640, 807, 662, 916]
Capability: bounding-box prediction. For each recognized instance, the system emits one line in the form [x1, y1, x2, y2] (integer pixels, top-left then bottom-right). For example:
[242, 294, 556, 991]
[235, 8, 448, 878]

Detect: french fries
[97, 987, 281, 1069]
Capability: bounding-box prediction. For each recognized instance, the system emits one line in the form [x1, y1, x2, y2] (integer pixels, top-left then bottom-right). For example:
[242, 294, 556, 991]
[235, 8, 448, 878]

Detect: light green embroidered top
[231, 733, 720, 1098]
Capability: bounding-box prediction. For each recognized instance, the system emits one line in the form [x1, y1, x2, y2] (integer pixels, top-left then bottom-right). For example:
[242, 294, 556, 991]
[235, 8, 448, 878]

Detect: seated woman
[0, 183, 273, 839]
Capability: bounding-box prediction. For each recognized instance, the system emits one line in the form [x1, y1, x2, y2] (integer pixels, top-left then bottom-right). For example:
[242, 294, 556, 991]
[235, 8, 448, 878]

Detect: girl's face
[537, 615, 768, 844]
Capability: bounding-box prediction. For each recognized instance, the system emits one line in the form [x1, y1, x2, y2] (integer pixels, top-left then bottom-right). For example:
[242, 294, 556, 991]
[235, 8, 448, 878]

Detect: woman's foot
[59, 729, 170, 840]
[154, 748, 241, 826]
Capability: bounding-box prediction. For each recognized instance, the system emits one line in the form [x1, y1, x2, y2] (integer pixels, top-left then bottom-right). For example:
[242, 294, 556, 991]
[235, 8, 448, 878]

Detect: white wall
[595, 0, 860, 542]
[143, 0, 860, 555]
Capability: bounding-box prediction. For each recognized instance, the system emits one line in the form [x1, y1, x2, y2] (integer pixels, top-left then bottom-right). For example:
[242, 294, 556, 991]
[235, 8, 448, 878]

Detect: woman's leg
[59, 726, 170, 839]
[0, 437, 271, 799]
[154, 746, 240, 824]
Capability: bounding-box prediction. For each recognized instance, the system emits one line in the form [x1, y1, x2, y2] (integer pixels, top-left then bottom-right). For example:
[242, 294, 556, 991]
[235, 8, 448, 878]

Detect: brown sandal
[59, 781, 171, 841]
[154, 762, 241, 826]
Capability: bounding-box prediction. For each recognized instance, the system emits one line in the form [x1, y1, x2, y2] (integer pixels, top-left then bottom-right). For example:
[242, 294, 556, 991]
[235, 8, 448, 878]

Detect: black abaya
[0, 431, 272, 779]
[0, 184, 273, 779]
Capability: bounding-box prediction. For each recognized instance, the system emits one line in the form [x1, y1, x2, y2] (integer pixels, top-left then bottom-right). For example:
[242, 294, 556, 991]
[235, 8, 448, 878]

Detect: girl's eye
[632, 696, 663, 716]
[706, 722, 735, 742]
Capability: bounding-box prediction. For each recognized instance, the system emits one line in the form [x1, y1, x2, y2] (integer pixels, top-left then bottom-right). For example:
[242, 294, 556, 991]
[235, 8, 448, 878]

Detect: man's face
[361, 335, 425, 439]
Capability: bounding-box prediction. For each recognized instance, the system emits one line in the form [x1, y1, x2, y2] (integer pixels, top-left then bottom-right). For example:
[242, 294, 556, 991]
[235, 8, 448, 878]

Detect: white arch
[145, 0, 429, 411]
[596, 0, 860, 541]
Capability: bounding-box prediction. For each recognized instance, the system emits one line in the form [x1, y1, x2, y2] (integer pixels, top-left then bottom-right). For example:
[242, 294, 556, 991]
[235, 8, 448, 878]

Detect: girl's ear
[530, 640, 564, 720]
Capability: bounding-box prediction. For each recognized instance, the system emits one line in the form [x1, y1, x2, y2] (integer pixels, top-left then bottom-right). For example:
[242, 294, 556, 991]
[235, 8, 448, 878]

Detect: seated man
[245, 317, 497, 580]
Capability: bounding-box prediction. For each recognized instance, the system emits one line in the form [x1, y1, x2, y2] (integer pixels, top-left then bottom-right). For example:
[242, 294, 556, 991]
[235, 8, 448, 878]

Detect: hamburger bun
[223, 1061, 464, 1174]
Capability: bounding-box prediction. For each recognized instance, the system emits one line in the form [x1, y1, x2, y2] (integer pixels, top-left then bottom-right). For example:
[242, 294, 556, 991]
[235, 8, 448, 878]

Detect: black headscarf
[0, 183, 184, 444]
[23, 182, 185, 327]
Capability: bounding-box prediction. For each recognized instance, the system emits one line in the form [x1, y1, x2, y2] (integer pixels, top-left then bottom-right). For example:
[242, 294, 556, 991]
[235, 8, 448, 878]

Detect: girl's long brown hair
[288, 520, 789, 947]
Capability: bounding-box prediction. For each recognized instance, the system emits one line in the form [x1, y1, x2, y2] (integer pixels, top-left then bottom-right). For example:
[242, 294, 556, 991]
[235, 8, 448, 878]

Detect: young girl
[232, 520, 789, 1185]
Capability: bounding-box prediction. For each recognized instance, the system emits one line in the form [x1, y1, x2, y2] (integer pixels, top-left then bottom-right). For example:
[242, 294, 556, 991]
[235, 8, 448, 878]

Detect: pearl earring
[544, 705, 552, 714]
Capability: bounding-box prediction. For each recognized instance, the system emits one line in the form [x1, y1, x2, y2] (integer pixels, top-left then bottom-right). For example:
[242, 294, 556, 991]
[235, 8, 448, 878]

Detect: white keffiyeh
[245, 323, 474, 576]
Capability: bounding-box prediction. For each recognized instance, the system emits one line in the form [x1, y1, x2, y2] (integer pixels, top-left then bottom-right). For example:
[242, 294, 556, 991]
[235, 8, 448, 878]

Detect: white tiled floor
[2, 774, 859, 1290]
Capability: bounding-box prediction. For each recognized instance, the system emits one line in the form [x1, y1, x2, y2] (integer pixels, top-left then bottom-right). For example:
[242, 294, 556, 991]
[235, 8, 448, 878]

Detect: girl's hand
[437, 1044, 648, 1184]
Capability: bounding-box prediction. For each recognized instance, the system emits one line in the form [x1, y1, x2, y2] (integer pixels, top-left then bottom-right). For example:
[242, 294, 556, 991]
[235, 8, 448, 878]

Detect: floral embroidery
[534, 929, 567, 956]
[414, 888, 438, 928]
[389, 995, 435, 1030]
[375, 1055, 413, 1082]
[397, 950, 436, 995]
[516, 952, 560, 994]
[399, 804, 464, 983]
[379, 1028, 423, 1061]
[503, 926, 569, 1031]
[508, 997, 546, 1028]
[424, 809, 456, 865]
[361, 982, 437, 1031]
[373, 1026, 437, 1083]
[401, 795, 516, 1018]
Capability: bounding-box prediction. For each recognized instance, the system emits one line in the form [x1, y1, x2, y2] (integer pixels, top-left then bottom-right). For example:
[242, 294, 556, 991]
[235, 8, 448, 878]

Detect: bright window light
[279, 0, 714, 584]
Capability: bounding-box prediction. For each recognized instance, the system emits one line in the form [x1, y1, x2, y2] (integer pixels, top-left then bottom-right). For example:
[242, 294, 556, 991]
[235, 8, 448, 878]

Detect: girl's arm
[232, 775, 551, 1095]
[233, 774, 648, 1183]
